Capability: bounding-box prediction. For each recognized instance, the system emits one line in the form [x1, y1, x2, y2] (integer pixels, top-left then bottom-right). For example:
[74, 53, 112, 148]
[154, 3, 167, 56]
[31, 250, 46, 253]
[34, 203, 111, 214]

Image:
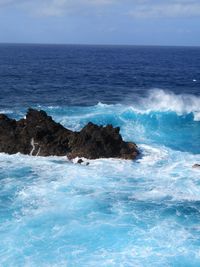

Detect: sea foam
[1, 145, 200, 266]
[1, 90, 200, 266]
[137, 89, 200, 120]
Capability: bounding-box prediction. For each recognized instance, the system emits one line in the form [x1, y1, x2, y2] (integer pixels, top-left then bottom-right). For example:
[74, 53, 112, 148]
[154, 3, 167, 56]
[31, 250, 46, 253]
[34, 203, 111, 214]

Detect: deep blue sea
[1, 44, 200, 267]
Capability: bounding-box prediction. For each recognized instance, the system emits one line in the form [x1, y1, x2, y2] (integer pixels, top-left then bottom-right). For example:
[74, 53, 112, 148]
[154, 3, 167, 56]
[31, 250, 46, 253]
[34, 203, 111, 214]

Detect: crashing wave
[136, 89, 200, 120]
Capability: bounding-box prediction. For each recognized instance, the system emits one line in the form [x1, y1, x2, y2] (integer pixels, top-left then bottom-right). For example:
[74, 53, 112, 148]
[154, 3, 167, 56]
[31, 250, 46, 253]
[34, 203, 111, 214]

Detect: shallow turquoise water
[1, 90, 200, 266]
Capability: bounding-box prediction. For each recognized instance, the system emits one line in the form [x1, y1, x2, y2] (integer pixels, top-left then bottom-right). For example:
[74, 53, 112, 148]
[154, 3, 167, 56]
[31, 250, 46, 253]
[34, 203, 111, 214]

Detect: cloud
[36, 0, 69, 17]
[1, 0, 200, 19]
[30, 0, 116, 17]
[0, 0, 19, 7]
[129, 0, 200, 19]
[0, 0, 116, 16]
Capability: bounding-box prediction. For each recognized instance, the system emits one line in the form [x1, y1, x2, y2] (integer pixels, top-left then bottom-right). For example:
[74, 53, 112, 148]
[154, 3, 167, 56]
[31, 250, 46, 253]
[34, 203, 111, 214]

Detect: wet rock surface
[0, 109, 139, 160]
[192, 164, 200, 169]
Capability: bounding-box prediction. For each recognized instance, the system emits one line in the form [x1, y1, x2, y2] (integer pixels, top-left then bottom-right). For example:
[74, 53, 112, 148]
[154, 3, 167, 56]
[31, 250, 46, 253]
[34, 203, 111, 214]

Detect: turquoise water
[1, 89, 200, 266]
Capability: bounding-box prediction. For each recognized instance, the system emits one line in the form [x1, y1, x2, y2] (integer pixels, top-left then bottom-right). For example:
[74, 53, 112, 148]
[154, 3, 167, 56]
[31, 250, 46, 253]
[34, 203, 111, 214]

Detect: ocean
[0, 44, 200, 267]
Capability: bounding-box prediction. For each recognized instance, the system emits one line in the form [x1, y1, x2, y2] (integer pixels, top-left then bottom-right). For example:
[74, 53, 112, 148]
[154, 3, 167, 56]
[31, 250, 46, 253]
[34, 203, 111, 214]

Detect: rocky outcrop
[192, 164, 200, 169]
[0, 108, 139, 160]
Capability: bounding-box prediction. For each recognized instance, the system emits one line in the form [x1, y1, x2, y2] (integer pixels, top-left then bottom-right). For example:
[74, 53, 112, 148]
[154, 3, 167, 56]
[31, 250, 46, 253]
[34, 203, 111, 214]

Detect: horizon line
[0, 42, 200, 48]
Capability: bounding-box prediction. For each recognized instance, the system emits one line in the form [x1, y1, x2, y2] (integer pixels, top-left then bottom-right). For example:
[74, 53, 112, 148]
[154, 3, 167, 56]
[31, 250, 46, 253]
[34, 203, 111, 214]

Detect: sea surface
[0, 44, 200, 267]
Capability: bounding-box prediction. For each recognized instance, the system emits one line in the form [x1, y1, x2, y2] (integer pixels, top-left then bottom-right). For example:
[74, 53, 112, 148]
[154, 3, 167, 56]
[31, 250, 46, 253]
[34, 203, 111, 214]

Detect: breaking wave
[1, 89, 200, 266]
[135, 89, 200, 121]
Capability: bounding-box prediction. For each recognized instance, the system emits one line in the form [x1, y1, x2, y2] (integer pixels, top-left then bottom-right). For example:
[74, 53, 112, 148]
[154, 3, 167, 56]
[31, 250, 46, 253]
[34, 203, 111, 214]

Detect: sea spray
[1, 145, 200, 266]
[1, 99, 200, 266]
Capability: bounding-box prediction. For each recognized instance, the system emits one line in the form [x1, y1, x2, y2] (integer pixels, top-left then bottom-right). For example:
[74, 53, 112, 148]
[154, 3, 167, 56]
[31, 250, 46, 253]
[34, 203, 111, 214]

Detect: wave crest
[137, 89, 200, 120]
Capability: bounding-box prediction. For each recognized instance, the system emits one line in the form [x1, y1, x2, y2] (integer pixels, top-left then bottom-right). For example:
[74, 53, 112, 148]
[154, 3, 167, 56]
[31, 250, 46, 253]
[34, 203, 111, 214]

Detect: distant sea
[0, 44, 200, 267]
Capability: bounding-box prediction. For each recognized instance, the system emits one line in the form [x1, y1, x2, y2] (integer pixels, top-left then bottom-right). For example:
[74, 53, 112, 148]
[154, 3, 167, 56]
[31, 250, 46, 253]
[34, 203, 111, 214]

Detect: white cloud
[129, 1, 200, 19]
[37, 0, 69, 17]
[1, 0, 200, 19]
[33, 0, 115, 17]
[0, 0, 19, 7]
[0, 0, 116, 16]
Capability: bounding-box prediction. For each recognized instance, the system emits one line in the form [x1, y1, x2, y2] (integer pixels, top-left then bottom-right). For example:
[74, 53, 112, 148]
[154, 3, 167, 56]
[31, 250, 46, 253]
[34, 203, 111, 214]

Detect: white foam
[138, 144, 169, 166]
[0, 109, 13, 114]
[2, 91, 200, 266]
[74, 89, 200, 122]
[137, 89, 200, 120]
[1, 148, 200, 266]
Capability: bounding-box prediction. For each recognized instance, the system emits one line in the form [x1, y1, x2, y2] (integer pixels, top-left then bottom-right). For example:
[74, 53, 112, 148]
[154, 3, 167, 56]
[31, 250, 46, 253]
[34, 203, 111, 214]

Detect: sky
[0, 0, 200, 46]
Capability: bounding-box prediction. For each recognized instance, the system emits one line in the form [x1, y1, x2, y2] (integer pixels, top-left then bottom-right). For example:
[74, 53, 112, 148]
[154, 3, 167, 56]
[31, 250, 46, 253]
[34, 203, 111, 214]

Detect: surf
[1, 89, 200, 266]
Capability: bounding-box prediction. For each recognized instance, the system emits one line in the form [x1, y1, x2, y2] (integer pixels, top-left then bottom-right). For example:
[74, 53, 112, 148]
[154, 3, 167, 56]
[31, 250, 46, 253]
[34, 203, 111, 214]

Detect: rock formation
[192, 164, 200, 169]
[0, 108, 139, 160]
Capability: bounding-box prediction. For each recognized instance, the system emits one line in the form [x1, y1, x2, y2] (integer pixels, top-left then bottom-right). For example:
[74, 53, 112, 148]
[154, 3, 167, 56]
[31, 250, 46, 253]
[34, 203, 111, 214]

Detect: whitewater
[1, 89, 200, 266]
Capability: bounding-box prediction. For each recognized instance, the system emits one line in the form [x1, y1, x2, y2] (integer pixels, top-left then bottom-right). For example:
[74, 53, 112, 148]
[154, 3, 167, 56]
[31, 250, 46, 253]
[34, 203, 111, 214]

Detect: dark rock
[192, 164, 200, 169]
[76, 158, 89, 165]
[0, 109, 139, 160]
[67, 122, 138, 160]
[0, 108, 72, 156]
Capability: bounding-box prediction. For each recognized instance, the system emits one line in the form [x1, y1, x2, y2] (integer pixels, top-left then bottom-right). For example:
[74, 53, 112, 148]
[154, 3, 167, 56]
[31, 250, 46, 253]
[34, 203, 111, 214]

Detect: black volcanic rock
[0, 109, 72, 156]
[192, 164, 200, 169]
[67, 122, 138, 160]
[0, 109, 139, 160]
